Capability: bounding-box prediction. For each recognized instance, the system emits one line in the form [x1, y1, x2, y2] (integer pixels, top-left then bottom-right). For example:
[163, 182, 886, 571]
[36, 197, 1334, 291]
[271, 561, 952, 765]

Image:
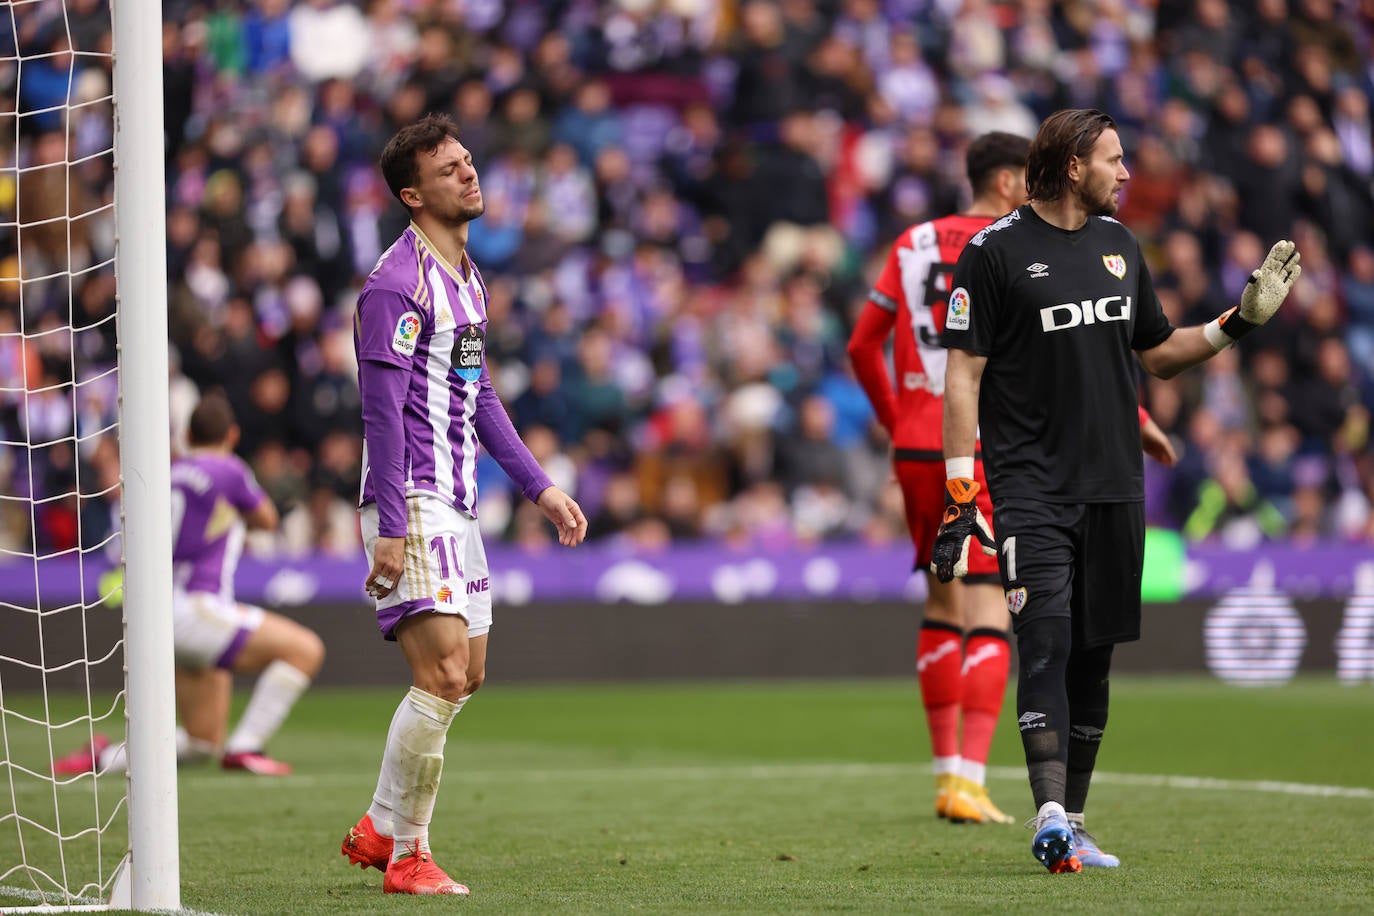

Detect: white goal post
[109, 0, 180, 908]
[0, 0, 179, 911]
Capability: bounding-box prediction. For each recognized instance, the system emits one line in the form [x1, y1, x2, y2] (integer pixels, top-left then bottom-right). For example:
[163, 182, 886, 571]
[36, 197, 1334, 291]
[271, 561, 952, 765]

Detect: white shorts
[172, 590, 265, 670]
[360, 494, 493, 640]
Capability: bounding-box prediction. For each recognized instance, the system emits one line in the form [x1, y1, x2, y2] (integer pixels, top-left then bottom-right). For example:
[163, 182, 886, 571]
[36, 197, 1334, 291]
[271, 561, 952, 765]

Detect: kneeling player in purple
[55, 393, 325, 778]
[341, 113, 587, 897]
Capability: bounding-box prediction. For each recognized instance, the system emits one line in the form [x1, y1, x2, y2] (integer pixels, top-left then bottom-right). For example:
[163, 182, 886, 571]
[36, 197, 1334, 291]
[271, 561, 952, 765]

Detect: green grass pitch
[3, 677, 1372, 914]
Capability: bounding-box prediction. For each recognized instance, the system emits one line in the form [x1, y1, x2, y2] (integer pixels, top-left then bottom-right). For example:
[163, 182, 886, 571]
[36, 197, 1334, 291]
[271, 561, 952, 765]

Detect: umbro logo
[1018, 711, 1047, 731]
[1026, 263, 1049, 278]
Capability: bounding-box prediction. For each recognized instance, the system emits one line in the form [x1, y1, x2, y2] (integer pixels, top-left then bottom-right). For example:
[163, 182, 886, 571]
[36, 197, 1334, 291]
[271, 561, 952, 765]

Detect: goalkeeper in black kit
[932, 109, 1301, 873]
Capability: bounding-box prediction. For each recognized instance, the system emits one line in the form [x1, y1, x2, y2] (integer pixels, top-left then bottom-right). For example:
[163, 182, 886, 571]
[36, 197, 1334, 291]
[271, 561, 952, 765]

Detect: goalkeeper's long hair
[379, 113, 463, 213]
[1026, 109, 1117, 203]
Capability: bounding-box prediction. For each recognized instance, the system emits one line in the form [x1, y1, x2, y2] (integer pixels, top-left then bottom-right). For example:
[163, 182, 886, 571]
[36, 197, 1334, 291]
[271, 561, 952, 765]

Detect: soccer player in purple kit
[54, 392, 325, 777]
[339, 113, 588, 897]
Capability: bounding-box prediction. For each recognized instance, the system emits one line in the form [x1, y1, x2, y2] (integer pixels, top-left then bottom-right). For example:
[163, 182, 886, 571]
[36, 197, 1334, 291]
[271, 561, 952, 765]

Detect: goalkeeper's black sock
[1024, 743, 1067, 813]
[1064, 642, 1114, 815]
[1015, 616, 1071, 809]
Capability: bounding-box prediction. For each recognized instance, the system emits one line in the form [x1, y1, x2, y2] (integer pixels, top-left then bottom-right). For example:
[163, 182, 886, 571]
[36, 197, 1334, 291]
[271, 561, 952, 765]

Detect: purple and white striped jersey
[170, 452, 267, 598]
[354, 224, 551, 538]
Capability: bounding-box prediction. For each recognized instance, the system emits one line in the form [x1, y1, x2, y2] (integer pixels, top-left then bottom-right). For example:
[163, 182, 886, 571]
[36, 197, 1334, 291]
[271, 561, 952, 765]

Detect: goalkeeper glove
[1206, 239, 1301, 349]
[929, 478, 997, 584]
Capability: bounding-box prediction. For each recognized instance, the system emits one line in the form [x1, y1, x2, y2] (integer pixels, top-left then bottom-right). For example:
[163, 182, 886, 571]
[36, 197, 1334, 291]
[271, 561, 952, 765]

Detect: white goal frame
[108, 0, 181, 910]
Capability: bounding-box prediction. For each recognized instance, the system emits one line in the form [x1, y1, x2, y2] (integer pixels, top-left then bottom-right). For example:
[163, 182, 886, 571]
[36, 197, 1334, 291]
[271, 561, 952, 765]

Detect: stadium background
[1, 0, 1373, 683]
[1, 5, 1373, 912]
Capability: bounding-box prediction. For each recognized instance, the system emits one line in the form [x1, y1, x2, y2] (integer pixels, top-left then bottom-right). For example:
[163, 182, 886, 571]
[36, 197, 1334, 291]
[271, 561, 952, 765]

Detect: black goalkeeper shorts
[991, 498, 1145, 648]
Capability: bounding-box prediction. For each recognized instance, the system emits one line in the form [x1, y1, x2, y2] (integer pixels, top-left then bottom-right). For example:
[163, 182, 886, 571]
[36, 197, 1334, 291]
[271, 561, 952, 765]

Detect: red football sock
[960, 629, 1011, 771]
[916, 623, 964, 761]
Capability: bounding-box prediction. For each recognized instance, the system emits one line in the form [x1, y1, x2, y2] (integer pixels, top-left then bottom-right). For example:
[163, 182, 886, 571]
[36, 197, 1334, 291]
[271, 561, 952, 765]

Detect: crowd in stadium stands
[2, 0, 1373, 561]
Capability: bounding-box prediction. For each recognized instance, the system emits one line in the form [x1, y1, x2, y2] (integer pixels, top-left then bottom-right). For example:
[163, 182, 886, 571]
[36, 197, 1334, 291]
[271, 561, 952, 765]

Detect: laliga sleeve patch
[391, 311, 422, 356]
[946, 287, 971, 331]
[453, 324, 485, 382]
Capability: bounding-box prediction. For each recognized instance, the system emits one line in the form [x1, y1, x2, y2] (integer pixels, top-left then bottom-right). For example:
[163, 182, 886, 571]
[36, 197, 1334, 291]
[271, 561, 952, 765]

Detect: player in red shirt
[848, 132, 1031, 825]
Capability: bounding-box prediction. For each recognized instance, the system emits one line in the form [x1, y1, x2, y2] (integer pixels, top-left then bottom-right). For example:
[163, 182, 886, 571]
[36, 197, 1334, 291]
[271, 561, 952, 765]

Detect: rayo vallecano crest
[1005, 587, 1028, 615]
[1102, 254, 1126, 279]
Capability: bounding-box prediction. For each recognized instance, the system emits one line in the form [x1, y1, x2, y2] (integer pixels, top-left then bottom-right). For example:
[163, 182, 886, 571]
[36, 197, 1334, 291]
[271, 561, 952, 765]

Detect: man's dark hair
[1025, 109, 1117, 202]
[188, 391, 236, 446]
[966, 132, 1031, 197]
[379, 113, 462, 212]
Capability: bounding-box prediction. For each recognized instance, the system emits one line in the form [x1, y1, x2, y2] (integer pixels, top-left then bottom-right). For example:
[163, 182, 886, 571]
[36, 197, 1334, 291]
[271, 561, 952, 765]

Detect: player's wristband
[1138, 406, 1150, 427]
[945, 456, 974, 481]
[1204, 306, 1259, 352]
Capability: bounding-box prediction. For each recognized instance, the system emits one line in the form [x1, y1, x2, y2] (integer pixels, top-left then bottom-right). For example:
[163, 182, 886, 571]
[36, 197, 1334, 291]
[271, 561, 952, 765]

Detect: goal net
[1, 1, 179, 911]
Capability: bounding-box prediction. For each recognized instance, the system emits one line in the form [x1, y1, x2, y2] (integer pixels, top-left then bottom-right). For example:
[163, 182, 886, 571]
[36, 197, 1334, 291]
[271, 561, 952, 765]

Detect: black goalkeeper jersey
[941, 205, 1174, 504]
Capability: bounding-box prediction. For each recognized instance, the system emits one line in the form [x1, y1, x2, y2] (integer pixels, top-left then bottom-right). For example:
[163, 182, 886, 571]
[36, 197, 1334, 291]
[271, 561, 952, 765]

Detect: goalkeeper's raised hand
[1212, 240, 1302, 345]
[929, 478, 997, 584]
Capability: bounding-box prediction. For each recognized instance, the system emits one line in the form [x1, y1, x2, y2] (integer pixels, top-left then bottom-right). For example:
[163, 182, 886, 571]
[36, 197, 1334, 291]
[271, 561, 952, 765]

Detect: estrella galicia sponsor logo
[391, 311, 422, 356]
[946, 287, 971, 331]
[1018, 711, 1047, 731]
[453, 324, 485, 382]
[1039, 296, 1131, 333]
[1005, 586, 1028, 615]
[1102, 253, 1126, 279]
[1026, 262, 1049, 278]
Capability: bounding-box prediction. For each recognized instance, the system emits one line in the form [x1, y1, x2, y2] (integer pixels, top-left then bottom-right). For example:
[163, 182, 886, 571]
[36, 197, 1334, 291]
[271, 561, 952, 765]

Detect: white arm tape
[946, 457, 975, 480]
[1203, 317, 1232, 353]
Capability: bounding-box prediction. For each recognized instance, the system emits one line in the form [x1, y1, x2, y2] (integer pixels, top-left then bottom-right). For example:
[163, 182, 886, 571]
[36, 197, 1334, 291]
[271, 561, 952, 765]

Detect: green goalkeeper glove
[1210, 239, 1302, 346]
[929, 478, 997, 584]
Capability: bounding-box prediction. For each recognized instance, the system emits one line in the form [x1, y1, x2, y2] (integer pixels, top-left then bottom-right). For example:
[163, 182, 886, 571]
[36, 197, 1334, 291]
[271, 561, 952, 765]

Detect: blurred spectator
[776, 394, 846, 494]
[1332, 86, 1372, 179]
[1287, 337, 1365, 455]
[511, 355, 578, 445]
[1234, 123, 1302, 246]
[875, 31, 938, 126]
[586, 471, 647, 543]
[1249, 423, 1301, 518]
[1344, 246, 1374, 372]
[728, 1, 804, 128]
[963, 73, 1039, 140]
[567, 325, 630, 438]
[288, 0, 369, 82]
[281, 484, 361, 557]
[1182, 445, 1288, 547]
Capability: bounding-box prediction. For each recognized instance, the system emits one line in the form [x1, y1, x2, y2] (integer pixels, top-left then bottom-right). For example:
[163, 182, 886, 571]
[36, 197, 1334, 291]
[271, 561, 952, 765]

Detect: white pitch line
[10, 761, 1371, 801]
[160, 761, 1374, 800]
[1021, 768, 1374, 800]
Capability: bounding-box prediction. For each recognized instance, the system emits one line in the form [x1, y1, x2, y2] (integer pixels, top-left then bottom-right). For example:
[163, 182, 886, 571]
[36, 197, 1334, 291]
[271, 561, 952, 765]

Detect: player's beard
[452, 198, 485, 224]
[1077, 175, 1119, 217]
[461, 202, 485, 223]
